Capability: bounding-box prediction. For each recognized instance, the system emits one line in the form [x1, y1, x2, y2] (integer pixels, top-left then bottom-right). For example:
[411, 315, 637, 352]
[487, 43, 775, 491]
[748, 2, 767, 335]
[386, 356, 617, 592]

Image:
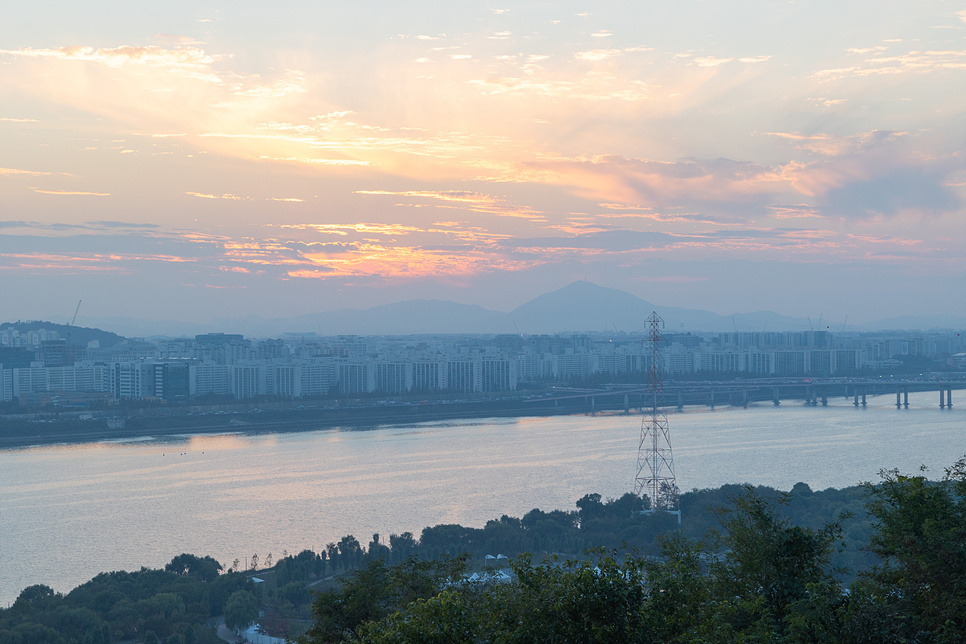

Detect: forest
[304, 458, 966, 644]
[3, 458, 963, 643]
[0, 555, 252, 644]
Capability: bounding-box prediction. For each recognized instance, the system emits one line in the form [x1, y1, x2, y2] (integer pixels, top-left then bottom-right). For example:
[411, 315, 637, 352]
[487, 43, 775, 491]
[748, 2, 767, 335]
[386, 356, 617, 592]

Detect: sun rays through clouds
[1, 0, 964, 319]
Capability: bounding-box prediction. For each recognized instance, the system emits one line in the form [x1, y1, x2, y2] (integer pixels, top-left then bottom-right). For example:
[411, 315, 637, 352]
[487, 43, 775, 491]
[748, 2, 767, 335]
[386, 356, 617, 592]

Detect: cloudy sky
[2, 1, 964, 326]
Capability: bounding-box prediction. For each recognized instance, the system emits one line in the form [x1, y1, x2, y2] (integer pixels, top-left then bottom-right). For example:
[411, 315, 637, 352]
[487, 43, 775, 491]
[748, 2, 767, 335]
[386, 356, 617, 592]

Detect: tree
[338, 535, 363, 571]
[356, 591, 475, 644]
[356, 551, 651, 644]
[706, 487, 845, 638]
[575, 492, 603, 526]
[318, 548, 328, 577]
[304, 556, 467, 644]
[325, 543, 340, 573]
[656, 481, 680, 511]
[367, 534, 390, 563]
[223, 590, 259, 633]
[491, 550, 650, 643]
[165, 554, 223, 582]
[859, 459, 966, 639]
[250, 553, 259, 571]
[5, 622, 66, 644]
[12, 585, 59, 614]
[388, 533, 415, 565]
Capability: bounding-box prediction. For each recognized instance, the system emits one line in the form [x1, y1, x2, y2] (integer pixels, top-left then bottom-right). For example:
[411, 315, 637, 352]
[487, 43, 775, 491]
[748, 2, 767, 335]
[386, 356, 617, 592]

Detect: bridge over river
[524, 378, 966, 413]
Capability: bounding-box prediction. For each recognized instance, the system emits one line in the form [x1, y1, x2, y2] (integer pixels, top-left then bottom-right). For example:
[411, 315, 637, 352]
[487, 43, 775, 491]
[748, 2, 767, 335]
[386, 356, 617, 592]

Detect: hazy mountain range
[58, 281, 965, 339]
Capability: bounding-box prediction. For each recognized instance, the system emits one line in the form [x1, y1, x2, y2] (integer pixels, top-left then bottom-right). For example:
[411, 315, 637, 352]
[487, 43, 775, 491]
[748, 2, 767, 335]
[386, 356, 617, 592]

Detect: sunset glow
[2, 2, 964, 323]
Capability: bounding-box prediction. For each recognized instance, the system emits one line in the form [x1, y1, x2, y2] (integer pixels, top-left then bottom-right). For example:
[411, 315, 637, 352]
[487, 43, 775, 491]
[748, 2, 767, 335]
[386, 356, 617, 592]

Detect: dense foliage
[0, 555, 252, 644]
[260, 484, 870, 582]
[301, 458, 966, 644]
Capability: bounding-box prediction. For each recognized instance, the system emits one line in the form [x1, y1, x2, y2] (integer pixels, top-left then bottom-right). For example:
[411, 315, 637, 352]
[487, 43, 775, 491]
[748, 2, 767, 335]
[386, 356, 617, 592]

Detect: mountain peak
[510, 281, 657, 333]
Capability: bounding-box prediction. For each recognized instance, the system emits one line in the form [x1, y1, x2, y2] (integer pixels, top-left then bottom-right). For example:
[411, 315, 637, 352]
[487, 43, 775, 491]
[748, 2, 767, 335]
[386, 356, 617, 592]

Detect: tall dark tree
[707, 487, 845, 637]
[224, 590, 258, 633]
[338, 535, 363, 571]
[859, 459, 966, 640]
[325, 543, 340, 574]
[366, 534, 390, 563]
[165, 554, 223, 582]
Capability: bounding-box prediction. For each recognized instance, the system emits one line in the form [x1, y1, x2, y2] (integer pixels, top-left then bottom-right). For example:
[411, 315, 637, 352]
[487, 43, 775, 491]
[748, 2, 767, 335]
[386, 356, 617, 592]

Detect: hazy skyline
[2, 1, 964, 327]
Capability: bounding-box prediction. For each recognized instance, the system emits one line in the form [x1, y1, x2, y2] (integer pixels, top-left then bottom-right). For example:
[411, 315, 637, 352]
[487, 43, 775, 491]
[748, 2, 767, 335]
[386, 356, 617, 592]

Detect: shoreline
[0, 398, 629, 449]
[5, 383, 951, 450]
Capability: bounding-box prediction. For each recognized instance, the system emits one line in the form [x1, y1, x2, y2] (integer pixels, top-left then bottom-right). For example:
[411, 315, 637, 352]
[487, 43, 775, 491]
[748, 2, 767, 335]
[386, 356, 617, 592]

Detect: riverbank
[0, 396, 629, 449]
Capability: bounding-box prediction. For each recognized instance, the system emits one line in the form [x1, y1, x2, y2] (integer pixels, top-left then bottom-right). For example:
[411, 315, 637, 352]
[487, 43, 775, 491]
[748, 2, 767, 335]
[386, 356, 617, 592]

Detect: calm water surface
[1, 391, 963, 605]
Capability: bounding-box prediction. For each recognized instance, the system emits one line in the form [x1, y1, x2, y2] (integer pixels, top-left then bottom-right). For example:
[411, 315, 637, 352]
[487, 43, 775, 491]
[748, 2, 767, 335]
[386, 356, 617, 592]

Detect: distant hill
[0, 320, 126, 347]
[253, 281, 818, 335]
[507, 281, 814, 333]
[70, 281, 965, 338]
[79, 282, 822, 337]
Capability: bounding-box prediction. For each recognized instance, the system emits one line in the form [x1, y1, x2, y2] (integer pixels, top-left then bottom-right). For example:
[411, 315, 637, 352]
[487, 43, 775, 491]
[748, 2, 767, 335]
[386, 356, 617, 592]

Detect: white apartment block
[16, 363, 110, 397]
[189, 363, 230, 397]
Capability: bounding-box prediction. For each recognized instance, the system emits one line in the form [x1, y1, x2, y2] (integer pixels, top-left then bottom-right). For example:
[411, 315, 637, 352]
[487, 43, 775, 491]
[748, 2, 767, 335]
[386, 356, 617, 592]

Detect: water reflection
[0, 394, 962, 606]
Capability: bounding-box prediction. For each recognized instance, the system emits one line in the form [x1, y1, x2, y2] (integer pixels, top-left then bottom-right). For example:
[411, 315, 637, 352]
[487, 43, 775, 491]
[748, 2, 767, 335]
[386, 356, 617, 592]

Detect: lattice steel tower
[635, 311, 680, 521]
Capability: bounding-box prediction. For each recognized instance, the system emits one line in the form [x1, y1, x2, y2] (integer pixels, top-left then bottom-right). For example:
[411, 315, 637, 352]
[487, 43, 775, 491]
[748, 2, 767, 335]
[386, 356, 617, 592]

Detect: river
[1, 390, 963, 606]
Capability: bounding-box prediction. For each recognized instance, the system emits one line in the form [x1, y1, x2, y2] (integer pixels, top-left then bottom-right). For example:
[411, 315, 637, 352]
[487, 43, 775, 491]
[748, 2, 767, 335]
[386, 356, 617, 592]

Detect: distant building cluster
[1, 325, 964, 406]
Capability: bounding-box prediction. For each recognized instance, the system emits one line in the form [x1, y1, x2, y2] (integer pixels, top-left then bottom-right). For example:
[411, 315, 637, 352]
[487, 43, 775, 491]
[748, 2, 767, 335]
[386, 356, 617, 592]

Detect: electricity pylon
[634, 311, 680, 522]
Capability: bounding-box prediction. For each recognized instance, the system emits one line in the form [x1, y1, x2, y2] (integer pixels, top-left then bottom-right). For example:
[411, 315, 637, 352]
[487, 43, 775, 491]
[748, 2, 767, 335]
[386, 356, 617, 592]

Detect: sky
[1, 0, 964, 327]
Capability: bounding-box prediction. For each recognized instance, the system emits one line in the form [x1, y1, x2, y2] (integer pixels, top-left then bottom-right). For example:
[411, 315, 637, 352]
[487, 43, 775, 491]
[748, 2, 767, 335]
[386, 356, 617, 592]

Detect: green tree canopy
[223, 590, 259, 633]
[860, 459, 966, 640]
[165, 554, 223, 582]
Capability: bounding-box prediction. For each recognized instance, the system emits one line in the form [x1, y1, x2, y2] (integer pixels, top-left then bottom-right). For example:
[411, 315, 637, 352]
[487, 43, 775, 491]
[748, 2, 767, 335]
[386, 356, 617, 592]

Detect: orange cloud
[1, 45, 221, 82]
[356, 190, 544, 220]
[279, 223, 424, 235]
[30, 188, 109, 196]
[293, 244, 537, 278]
[186, 192, 242, 199]
[1, 167, 54, 176]
[0, 252, 195, 274]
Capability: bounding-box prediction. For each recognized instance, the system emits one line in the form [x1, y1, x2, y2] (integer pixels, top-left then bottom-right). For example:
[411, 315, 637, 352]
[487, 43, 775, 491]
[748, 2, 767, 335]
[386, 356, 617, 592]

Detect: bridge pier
[821, 393, 827, 406]
[677, 392, 683, 411]
[710, 388, 715, 410]
[904, 388, 909, 409]
[896, 390, 902, 409]
[862, 391, 867, 407]
[773, 387, 780, 406]
[948, 388, 953, 408]
[940, 389, 946, 409]
[854, 390, 859, 407]
[624, 394, 629, 414]
[742, 390, 748, 409]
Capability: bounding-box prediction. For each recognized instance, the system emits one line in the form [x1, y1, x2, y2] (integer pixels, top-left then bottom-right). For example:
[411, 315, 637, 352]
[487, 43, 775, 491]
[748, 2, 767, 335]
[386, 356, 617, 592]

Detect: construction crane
[66, 300, 81, 363]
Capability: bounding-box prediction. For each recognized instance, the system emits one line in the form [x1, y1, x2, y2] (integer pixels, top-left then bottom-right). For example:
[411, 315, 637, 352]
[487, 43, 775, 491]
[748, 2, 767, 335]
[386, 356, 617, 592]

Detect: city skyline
[2, 1, 965, 325]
